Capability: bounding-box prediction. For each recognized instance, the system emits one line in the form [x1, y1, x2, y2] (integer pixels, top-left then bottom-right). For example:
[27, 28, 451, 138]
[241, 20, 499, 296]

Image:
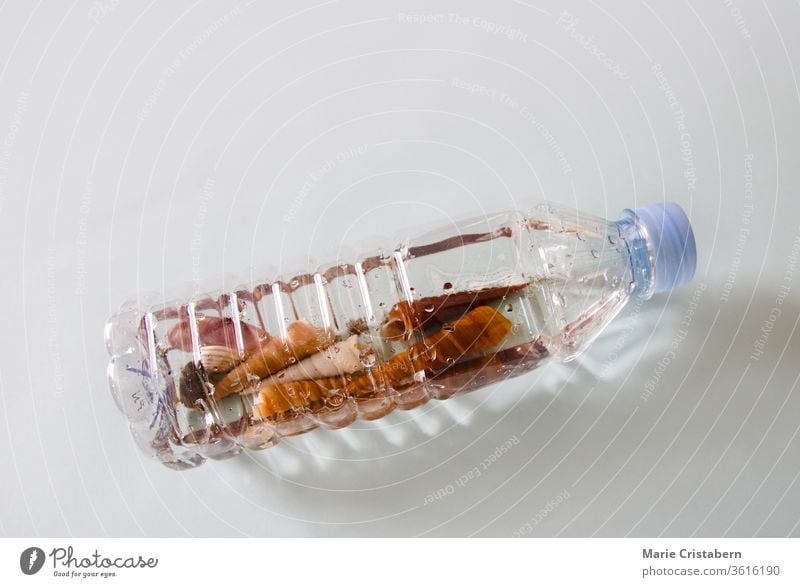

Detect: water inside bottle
[106, 205, 634, 467]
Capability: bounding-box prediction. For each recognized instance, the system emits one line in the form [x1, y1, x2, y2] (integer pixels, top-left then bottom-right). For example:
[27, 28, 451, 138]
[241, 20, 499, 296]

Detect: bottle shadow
[210, 282, 800, 535]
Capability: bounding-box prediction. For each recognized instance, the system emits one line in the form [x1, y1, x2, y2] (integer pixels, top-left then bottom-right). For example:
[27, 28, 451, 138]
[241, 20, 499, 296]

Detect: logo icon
[20, 547, 45, 575]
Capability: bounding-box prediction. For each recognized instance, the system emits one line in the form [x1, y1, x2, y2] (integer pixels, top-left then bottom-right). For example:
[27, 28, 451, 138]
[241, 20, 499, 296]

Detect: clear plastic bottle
[105, 201, 696, 469]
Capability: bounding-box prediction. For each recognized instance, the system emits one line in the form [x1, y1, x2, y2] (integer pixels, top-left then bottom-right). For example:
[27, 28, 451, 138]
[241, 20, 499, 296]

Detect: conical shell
[271, 335, 362, 382]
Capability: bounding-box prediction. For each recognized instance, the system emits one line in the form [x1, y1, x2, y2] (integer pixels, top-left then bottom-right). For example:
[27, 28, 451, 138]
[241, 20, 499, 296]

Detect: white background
[1, 0, 799, 537]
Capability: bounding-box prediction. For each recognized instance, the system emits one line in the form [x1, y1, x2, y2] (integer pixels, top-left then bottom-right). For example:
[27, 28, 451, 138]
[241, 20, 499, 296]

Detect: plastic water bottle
[105, 201, 696, 469]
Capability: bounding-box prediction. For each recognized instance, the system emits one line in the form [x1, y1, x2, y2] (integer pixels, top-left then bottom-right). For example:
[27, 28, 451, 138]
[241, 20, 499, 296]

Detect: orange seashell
[213, 320, 331, 399]
[250, 305, 513, 419]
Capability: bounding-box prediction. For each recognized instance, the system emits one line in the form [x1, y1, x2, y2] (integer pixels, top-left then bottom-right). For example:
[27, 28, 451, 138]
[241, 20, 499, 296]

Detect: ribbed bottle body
[105, 203, 636, 469]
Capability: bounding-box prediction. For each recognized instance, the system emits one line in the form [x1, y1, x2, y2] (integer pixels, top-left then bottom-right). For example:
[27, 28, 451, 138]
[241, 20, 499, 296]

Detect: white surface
[1, 0, 799, 537]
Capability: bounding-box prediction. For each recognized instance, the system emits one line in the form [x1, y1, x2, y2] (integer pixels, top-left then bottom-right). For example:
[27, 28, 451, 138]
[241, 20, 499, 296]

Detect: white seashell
[271, 335, 362, 382]
[199, 345, 242, 375]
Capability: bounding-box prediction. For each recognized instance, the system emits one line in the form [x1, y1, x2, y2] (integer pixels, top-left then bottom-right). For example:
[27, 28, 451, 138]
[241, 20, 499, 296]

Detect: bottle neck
[615, 210, 656, 299]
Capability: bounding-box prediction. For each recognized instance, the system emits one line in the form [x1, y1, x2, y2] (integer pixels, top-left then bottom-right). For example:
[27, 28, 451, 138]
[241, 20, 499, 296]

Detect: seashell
[178, 362, 209, 404]
[270, 335, 362, 383]
[350, 305, 512, 395]
[250, 306, 512, 419]
[379, 283, 527, 340]
[167, 316, 268, 353]
[199, 345, 242, 375]
[214, 320, 332, 399]
[253, 377, 340, 420]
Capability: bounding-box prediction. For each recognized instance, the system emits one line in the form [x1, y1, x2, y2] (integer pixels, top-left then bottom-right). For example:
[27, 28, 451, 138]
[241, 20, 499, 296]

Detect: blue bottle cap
[633, 202, 697, 294]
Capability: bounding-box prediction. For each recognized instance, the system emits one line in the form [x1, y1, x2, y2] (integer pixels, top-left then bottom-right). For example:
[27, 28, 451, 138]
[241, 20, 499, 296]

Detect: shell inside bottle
[105, 204, 635, 469]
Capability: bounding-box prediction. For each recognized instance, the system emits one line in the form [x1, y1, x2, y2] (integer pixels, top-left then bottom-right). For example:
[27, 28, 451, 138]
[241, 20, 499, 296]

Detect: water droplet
[328, 394, 344, 407]
[342, 279, 352, 288]
[290, 279, 299, 288]
[591, 249, 600, 259]
[446, 357, 455, 365]
[423, 304, 434, 313]
[608, 235, 617, 245]
[576, 232, 586, 241]
[506, 303, 513, 312]
[378, 301, 385, 308]
[442, 325, 455, 333]
[443, 282, 453, 290]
